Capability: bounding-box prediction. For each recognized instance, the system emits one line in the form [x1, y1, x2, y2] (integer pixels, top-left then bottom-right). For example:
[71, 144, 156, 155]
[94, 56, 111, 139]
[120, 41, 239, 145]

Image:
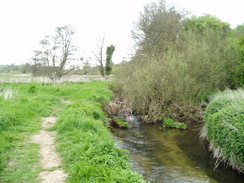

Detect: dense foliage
[114, 0, 243, 122]
[202, 89, 244, 172]
[105, 45, 116, 75]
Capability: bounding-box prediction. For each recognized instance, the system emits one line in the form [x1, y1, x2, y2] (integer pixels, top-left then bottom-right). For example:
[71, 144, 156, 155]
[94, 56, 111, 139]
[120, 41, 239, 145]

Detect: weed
[162, 117, 187, 129]
[113, 117, 130, 128]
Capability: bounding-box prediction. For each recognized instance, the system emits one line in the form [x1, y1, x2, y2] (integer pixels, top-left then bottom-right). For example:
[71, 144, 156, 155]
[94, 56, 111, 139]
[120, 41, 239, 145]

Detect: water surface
[111, 117, 244, 183]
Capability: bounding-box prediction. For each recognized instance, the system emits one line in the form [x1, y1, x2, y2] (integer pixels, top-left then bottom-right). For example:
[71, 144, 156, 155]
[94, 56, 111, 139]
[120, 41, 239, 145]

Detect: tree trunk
[53, 77, 56, 87]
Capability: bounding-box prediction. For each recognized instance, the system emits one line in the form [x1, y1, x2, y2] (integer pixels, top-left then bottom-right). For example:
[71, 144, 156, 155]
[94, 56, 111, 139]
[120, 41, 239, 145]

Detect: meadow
[0, 82, 145, 183]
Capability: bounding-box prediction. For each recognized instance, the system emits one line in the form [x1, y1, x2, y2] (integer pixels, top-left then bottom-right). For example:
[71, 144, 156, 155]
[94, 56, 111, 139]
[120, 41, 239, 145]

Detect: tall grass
[53, 82, 146, 182]
[201, 89, 244, 172]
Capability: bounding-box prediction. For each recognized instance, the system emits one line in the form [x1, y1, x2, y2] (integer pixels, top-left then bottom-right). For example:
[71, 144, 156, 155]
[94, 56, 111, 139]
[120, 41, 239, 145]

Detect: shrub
[115, 29, 239, 122]
[114, 1, 242, 123]
[202, 89, 244, 172]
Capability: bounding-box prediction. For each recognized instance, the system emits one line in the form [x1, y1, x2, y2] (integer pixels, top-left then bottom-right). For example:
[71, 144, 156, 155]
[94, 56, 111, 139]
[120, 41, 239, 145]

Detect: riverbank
[201, 89, 244, 172]
[0, 82, 145, 182]
[53, 82, 146, 182]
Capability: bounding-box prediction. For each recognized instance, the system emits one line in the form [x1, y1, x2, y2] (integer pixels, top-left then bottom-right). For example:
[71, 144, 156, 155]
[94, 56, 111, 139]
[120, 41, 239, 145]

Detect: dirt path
[32, 117, 67, 183]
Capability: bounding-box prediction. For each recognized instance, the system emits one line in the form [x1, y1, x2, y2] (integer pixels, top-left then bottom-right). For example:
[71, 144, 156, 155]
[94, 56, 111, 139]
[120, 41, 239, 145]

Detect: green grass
[202, 89, 244, 172]
[0, 84, 61, 182]
[0, 82, 146, 182]
[53, 83, 145, 183]
[162, 117, 187, 129]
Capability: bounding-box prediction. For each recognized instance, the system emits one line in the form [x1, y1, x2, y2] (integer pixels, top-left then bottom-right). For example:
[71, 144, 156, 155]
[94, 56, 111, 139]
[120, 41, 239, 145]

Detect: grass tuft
[202, 89, 244, 172]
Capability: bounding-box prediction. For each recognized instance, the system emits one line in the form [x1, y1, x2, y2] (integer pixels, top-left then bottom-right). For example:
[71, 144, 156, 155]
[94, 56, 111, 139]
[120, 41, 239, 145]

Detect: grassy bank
[0, 83, 61, 182]
[201, 89, 244, 172]
[0, 82, 146, 182]
[53, 82, 146, 182]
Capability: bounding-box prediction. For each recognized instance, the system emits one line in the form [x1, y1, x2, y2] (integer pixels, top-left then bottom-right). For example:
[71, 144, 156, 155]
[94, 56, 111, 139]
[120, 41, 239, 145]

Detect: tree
[235, 23, 244, 37]
[185, 14, 231, 34]
[132, 0, 186, 57]
[93, 38, 105, 76]
[93, 38, 115, 76]
[105, 45, 115, 75]
[32, 25, 76, 86]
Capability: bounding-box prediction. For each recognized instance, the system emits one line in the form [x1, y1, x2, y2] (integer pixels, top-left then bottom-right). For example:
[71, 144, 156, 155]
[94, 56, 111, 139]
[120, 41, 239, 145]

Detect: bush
[202, 89, 244, 172]
[114, 1, 242, 123]
[115, 29, 239, 122]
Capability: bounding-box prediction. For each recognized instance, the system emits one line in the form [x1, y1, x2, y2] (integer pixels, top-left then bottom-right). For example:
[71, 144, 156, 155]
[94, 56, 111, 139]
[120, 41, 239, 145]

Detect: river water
[111, 117, 244, 183]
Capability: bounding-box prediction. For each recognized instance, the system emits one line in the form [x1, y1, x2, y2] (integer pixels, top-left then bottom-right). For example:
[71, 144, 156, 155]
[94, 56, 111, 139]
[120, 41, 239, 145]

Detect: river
[111, 116, 244, 183]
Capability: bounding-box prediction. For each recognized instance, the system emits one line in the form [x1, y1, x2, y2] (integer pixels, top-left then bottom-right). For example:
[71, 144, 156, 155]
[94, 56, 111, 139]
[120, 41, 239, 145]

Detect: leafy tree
[105, 45, 115, 75]
[132, 0, 186, 57]
[227, 24, 244, 88]
[185, 14, 231, 33]
[235, 23, 244, 37]
[114, 1, 241, 122]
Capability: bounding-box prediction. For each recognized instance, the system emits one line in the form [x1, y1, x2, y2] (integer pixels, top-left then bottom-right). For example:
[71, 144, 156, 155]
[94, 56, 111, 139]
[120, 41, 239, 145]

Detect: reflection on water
[111, 117, 244, 183]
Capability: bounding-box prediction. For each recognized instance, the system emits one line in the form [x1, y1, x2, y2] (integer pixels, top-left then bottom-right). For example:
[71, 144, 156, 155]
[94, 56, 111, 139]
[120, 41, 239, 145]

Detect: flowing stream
[111, 116, 244, 183]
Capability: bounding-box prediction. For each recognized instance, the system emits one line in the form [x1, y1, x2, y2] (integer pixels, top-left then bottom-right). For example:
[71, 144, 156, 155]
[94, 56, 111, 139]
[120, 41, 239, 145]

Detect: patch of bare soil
[61, 100, 72, 105]
[32, 117, 67, 183]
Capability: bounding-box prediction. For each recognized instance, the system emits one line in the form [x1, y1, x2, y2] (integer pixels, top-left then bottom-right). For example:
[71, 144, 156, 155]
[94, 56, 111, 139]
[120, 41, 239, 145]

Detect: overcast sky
[0, 0, 243, 66]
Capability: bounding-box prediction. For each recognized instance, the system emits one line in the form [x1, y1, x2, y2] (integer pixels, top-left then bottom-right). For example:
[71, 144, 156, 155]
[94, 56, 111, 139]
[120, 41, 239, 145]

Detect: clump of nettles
[162, 117, 187, 129]
[201, 89, 244, 172]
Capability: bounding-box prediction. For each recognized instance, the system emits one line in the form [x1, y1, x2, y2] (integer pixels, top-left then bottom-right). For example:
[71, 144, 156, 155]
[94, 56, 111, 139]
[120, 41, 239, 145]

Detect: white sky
[0, 0, 243, 66]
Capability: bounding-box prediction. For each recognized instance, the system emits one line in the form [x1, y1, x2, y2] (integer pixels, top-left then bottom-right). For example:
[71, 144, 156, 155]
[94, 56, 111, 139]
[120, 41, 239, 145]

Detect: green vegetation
[185, 14, 231, 33]
[113, 117, 130, 128]
[32, 25, 77, 86]
[0, 83, 60, 182]
[0, 82, 145, 182]
[114, 0, 244, 123]
[202, 89, 244, 172]
[54, 103, 144, 182]
[162, 117, 187, 129]
[227, 24, 244, 88]
[105, 45, 116, 75]
[0, 64, 32, 74]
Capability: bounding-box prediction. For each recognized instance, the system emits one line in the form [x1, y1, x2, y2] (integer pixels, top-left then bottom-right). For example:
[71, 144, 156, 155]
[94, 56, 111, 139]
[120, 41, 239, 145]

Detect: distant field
[0, 73, 110, 83]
